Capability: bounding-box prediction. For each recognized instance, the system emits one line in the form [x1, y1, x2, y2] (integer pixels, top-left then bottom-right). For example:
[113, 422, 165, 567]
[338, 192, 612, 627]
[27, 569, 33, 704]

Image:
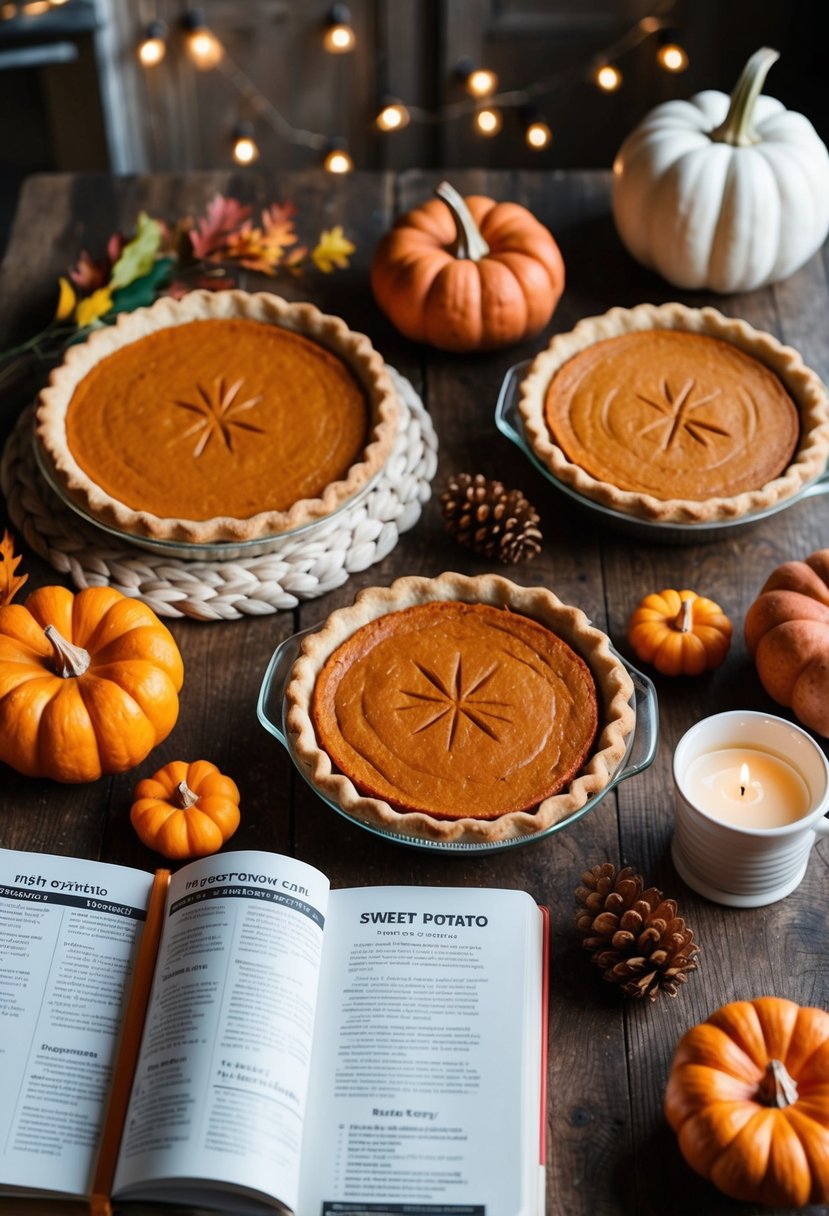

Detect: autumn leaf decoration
[0, 531, 28, 606]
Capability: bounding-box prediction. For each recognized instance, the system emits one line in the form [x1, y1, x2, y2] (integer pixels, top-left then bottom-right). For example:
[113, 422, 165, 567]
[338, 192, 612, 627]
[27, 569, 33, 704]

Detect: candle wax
[684, 747, 810, 828]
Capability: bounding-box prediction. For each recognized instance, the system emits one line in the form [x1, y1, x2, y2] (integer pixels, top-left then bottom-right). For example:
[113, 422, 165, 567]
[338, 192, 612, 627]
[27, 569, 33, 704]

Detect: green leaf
[109, 257, 175, 314]
[109, 212, 163, 290]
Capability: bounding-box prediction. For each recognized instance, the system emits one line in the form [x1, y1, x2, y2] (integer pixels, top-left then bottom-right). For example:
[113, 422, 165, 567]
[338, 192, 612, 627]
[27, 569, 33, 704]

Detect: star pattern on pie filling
[633, 377, 730, 451]
[397, 655, 511, 749]
[173, 377, 265, 457]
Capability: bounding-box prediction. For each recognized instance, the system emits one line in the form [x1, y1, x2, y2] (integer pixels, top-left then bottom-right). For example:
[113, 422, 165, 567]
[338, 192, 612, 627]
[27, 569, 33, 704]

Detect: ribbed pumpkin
[744, 549, 829, 735]
[131, 760, 240, 859]
[0, 585, 183, 782]
[665, 997, 829, 1206]
[627, 589, 732, 676]
[370, 180, 565, 352]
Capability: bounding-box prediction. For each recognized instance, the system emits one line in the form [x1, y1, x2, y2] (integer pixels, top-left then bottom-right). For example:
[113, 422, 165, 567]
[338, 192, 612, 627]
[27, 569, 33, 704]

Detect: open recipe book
[0, 847, 549, 1216]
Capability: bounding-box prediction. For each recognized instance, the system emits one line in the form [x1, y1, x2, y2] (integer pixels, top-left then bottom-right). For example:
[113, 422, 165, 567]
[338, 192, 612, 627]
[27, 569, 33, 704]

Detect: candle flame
[739, 763, 750, 797]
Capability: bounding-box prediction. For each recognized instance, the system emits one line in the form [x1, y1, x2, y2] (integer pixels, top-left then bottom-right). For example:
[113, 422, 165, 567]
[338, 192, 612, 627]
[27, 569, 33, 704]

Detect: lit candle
[685, 748, 810, 828]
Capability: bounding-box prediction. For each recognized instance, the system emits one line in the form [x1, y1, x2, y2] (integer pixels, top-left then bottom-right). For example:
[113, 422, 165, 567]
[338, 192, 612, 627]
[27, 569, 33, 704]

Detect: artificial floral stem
[757, 1059, 799, 1108]
[675, 599, 694, 633]
[173, 781, 200, 809]
[710, 47, 780, 147]
[435, 181, 490, 261]
[44, 625, 91, 678]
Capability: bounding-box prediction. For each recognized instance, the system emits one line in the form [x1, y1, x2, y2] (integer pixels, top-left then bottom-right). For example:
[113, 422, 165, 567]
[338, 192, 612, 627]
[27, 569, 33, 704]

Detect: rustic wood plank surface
[1, 169, 827, 1216]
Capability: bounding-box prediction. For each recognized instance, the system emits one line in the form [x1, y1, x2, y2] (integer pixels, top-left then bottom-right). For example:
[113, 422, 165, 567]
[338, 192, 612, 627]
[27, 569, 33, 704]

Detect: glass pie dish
[496, 361, 829, 546]
[257, 626, 658, 855]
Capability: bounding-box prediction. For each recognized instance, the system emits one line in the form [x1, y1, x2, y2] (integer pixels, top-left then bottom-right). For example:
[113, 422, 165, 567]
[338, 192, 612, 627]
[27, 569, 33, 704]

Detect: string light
[323, 139, 353, 173]
[182, 9, 223, 70]
[656, 29, 689, 72]
[323, 3, 355, 54]
[520, 107, 552, 150]
[232, 121, 259, 164]
[375, 96, 410, 132]
[474, 106, 502, 137]
[456, 58, 499, 99]
[594, 63, 623, 92]
[137, 20, 167, 68]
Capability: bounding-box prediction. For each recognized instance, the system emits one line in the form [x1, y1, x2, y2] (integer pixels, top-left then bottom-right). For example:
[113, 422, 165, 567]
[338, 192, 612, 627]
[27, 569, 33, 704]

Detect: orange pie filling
[543, 330, 800, 500]
[311, 601, 598, 820]
[64, 318, 370, 522]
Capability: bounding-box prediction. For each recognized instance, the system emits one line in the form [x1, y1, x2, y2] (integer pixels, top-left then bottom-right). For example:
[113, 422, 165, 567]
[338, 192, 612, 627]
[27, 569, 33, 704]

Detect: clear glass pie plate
[256, 627, 659, 855]
[496, 361, 829, 546]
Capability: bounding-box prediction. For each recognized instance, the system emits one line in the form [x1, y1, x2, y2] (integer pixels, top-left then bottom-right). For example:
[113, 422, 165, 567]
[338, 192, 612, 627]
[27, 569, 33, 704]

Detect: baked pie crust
[285, 572, 635, 843]
[36, 290, 399, 543]
[518, 302, 829, 524]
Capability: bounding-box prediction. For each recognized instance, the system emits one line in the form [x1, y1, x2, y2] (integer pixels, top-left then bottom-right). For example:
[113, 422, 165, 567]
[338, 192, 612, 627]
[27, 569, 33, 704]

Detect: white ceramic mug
[672, 711, 829, 907]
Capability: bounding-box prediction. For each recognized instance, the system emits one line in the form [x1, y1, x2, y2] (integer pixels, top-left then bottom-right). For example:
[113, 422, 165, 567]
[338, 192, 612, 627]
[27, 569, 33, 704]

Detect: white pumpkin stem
[435, 180, 490, 261]
[674, 598, 695, 633]
[44, 624, 91, 678]
[710, 47, 780, 147]
[757, 1059, 799, 1108]
[173, 780, 200, 809]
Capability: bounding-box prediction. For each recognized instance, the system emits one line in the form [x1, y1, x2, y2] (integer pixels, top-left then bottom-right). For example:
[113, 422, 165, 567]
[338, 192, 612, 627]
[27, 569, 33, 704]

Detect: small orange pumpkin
[370, 180, 565, 352]
[0, 585, 183, 782]
[665, 996, 829, 1206]
[627, 589, 732, 676]
[744, 549, 829, 735]
[131, 760, 241, 859]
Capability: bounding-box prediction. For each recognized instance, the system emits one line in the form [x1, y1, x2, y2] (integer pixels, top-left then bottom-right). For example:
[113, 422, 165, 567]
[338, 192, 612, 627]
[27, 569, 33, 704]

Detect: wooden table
[1, 169, 827, 1216]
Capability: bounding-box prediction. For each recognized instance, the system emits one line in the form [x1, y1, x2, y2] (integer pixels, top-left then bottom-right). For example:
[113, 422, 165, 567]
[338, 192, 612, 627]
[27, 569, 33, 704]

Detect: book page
[0, 848, 154, 1200]
[297, 885, 544, 1216]
[112, 850, 330, 1214]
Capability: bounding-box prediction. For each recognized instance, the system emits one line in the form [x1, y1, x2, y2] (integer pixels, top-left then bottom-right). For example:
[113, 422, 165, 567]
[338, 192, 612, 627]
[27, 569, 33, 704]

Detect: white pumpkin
[612, 48, 829, 293]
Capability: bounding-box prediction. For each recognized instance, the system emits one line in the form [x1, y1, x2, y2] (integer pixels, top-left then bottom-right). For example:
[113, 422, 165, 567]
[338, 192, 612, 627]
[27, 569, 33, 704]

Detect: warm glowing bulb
[233, 136, 258, 165]
[138, 35, 166, 67]
[1, 3, 17, 17]
[376, 101, 410, 132]
[324, 22, 355, 52]
[595, 63, 622, 92]
[186, 28, 223, 69]
[475, 107, 502, 136]
[466, 67, 498, 98]
[22, 0, 49, 12]
[324, 147, 353, 174]
[657, 42, 689, 72]
[526, 120, 552, 150]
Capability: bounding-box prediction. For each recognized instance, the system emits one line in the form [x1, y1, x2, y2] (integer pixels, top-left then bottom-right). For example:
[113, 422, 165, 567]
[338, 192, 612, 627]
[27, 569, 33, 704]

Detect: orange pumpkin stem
[173, 780, 200, 810]
[674, 598, 695, 633]
[757, 1059, 799, 1108]
[435, 180, 490, 261]
[44, 624, 91, 678]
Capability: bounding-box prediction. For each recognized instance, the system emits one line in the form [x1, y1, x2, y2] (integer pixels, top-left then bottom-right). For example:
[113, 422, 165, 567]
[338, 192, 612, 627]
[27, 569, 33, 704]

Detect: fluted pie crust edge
[518, 302, 829, 524]
[285, 572, 636, 843]
[35, 290, 399, 543]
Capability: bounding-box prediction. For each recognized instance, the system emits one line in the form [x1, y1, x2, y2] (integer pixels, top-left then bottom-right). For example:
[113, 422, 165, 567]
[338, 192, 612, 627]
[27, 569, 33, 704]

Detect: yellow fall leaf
[75, 287, 113, 328]
[312, 226, 355, 274]
[0, 529, 28, 606]
[55, 276, 76, 321]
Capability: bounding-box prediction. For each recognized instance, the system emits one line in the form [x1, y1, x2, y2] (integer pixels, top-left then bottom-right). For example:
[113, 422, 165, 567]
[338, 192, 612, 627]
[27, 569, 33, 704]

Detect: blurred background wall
[1, 0, 826, 243]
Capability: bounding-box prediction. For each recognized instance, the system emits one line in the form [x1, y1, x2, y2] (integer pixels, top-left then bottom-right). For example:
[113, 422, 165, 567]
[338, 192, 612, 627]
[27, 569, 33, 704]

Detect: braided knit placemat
[1, 369, 438, 621]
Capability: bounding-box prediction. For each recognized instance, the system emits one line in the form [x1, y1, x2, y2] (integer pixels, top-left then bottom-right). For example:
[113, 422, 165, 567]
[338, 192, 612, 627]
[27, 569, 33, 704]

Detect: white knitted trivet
[1, 369, 438, 621]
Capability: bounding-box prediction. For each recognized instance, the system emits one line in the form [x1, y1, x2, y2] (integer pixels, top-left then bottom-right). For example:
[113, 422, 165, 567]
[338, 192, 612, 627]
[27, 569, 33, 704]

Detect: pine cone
[575, 862, 700, 1002]
[440, 473, 542, 564]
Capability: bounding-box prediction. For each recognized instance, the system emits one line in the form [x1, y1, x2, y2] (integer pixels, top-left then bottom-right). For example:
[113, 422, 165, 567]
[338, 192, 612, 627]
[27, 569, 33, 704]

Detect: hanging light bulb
[521, 106, 552, 151]
[137, 20, 167, 67]
[324, 138, 354, 174]
[594, 62, 622, 92]
[182, 9, 223, 70]
[21, 1, 49, 12]
[323, 3, 355, 53]
[656, 29, 689, 73]
[0, 3, 18, 18]
[375, 95, 410, 132]
[232, 121, 259, 165]
[456, 57, 498, 98]
[474, 106, 502, 137]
